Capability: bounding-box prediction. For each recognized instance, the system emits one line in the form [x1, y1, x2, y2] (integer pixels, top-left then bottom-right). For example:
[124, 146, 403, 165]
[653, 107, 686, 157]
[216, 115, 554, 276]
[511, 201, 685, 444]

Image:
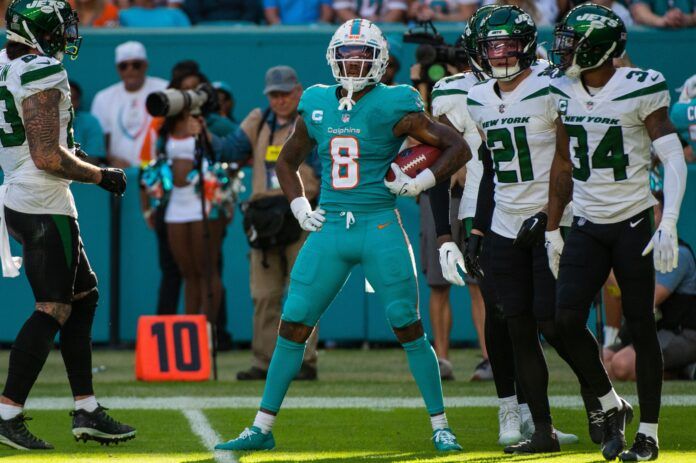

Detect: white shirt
[90, 76, 167, 167]
[164, 137, 204, 223]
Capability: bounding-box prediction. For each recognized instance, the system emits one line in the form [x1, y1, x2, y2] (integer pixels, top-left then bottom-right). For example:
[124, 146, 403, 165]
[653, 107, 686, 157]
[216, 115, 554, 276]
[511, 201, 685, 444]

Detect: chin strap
[338, 80, 356, 111]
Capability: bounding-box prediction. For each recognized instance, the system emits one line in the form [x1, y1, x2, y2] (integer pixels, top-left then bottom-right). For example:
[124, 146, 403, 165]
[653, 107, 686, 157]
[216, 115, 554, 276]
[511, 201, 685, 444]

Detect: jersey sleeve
[297, 85, 323, 141]
[12, 57, 69, 102]
[391, 84, 425, 117]
[637, 70, 671, 121]
[432, 79, 472, 133]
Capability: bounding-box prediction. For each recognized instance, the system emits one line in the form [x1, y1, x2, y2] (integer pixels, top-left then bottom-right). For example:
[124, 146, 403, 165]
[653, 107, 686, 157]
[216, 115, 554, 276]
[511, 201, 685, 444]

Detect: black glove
[464, 233, 484, 280]
[98, 168, 127, 196]
[514, 211, 547, 248]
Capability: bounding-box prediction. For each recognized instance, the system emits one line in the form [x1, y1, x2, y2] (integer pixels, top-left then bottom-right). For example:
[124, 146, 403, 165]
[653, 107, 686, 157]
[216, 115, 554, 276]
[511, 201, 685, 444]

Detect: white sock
[603, 326, 619, 348]
[499, 395, 518, 409]
[519, 403, 532, 423]
[74, 396, 99, 413]
[253, 410, 276, 434]
[638, 422, 658, 443]
[0, 403, 22, 420]
[598, 389, 622, 412]
[430, 412, 448, 431]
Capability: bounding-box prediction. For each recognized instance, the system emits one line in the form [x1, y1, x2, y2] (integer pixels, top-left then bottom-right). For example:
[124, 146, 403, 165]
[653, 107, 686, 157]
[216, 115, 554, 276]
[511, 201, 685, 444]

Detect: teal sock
[403, 335, 445, 415]
[259, 336, 306, 413]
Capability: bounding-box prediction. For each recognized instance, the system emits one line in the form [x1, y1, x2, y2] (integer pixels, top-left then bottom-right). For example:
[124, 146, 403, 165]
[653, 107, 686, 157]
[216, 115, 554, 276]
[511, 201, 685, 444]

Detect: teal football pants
[281, 209, 420, 330]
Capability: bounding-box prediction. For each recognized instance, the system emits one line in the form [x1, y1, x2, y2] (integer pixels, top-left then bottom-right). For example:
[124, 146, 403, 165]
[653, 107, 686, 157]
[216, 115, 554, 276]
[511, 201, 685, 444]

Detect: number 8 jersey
[549, 67, 670, 224]
[298, 82, 424, 213]
[0, 55, 76, 218]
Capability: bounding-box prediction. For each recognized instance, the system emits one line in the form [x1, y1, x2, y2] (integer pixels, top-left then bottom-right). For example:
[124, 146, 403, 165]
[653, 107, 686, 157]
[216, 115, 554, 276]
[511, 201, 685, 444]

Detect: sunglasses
[118, 60, 144, 71]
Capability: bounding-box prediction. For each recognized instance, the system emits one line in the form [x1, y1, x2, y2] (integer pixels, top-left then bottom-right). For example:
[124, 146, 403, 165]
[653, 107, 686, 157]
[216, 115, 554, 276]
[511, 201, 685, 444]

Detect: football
[386, 144, 442, 182]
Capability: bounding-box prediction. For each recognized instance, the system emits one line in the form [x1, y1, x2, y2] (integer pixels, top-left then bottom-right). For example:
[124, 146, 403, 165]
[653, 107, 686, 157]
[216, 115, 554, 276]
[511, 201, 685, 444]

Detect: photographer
[211, 65, 320, 381]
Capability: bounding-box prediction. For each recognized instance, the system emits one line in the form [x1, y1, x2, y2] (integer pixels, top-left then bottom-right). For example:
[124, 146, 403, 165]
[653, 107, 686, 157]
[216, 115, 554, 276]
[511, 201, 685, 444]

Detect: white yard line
[182, 409, 237, 463]
[23, 395, 696, 410]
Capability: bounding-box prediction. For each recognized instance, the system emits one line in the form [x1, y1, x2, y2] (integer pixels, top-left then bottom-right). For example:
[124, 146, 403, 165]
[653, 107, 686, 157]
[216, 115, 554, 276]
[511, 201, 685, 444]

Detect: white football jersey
[432, 71, 482, 219]
[0, 55, 76, 217]
[468, 61, 569, 238]
[550, 67, 669, 224]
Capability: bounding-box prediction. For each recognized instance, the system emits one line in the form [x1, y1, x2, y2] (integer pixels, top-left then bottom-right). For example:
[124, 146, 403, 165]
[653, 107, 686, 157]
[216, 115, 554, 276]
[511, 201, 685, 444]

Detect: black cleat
[71, 406, 136, 445]
[294, 363, 318, 381]
[602, 398, 634, 461]
[0, 414, 53, 450]
[503, 429, 560, 454]
[582, 391, 604, 444]
[236, 366, 267, 381]
[619, 433, 659, 461]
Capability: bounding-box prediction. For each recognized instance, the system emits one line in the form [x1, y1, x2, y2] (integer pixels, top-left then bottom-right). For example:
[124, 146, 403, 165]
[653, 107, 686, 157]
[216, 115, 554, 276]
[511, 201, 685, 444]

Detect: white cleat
[498, 404, 522, 445]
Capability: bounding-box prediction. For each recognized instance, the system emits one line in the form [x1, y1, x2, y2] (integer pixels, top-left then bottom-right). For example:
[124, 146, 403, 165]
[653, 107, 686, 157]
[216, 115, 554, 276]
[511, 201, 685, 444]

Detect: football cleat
[504, 429, 560, 454]
[0, 414, 53, 450]
[498, 403, 522, 445]
[71, 406, 136, 445]
[520, 417, 579, 445]
[471, 359, 493, 381]
[438, 358, 455, 381]
[432, 428, 463, 451]
[583, 390, 604, 444]
[602, 398, 634, 461]
[619, 433, 659, 461]
[215, 426, 275, 451]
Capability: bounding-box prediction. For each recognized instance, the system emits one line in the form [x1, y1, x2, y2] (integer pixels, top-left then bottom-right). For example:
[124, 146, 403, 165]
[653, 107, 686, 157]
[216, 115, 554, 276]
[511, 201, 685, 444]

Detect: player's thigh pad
[362, 212, 419, 329]
[282, 230, 353, 327]
[4, 208, 79, 303]
[556, 223, 612, 313]
[489, 232, 534, 318]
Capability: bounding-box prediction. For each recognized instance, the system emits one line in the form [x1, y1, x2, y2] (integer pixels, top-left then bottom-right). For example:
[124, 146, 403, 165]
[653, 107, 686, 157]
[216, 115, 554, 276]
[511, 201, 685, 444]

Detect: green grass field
[1, 347, 694, 463]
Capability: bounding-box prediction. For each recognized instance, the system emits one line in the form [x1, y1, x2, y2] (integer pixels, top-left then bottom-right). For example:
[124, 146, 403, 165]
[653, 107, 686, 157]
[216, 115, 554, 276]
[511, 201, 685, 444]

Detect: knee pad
[281, 293, 320, 327]
[63, 288, 98, 338]
[386, 300, 419, 330]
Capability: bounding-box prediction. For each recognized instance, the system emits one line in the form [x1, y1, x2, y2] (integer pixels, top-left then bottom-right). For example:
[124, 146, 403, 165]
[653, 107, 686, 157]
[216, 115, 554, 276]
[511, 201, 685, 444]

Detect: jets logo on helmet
[5, 0, 82, 60]
[326, 19, 389, 111]
[551, 4, 626, 78]
[478, 5, 538, 81]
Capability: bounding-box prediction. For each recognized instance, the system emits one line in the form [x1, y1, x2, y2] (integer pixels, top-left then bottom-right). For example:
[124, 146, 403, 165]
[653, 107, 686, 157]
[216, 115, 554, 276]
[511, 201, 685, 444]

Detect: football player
[465, 5, 601, 454]
[215, 19, 470, 452]
[547, 4, 687, 461]
[0, 0, 134, 449]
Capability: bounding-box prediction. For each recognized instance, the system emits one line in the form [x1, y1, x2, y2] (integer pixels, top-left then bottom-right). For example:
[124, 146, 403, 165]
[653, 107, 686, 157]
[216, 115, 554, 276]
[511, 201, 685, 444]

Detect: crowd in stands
[0, 0, 693, 28]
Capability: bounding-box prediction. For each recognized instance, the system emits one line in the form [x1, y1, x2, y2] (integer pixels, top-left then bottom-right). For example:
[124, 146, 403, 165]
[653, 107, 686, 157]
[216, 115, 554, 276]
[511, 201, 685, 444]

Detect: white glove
[545, 229, 564, 279]
[438, 241, 466, 286]
[290, 197, 325, 232]
[642, 219, 679, 273]
[384, 164, 436, 197]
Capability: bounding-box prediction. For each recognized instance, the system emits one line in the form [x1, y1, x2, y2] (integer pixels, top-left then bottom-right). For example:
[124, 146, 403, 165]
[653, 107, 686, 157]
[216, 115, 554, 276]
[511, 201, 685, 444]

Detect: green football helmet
[5, 0, 82, 60]
[551, 3, 626, 78]
[478, 5, 537, 81]
[462, 5, 496, 80]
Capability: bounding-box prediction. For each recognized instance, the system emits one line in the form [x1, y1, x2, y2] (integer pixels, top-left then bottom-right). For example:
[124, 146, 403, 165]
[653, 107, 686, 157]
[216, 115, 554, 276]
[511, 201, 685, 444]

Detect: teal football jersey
[670, 99, 696, 153]
[298, 83, 425, 213]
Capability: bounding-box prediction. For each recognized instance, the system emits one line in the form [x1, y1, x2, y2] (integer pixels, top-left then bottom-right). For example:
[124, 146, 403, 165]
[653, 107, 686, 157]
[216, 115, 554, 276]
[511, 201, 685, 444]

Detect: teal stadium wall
[0, 26, 694, 343]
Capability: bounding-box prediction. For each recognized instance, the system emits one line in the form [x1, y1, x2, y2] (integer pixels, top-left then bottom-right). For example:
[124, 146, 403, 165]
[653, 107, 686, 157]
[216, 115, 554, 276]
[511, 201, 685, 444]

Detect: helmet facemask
[480, 36, 532, 81]
[552, 26, 616, 78]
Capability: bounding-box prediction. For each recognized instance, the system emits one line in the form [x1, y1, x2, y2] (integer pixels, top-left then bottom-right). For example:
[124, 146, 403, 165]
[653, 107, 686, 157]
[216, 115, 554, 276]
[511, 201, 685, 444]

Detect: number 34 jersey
[550, 67, 670, 224]
[0, 55, 76, 218]
[298, 83, 424, 213]
[467, 61, 567, 238]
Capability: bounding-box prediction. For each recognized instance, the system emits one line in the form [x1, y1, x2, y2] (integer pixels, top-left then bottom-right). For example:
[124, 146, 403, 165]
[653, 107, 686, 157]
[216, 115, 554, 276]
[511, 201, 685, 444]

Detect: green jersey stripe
[467, 98, 483, 106]
[20, 64, 65, 86]
[521, 87, 549, 101]
[549, 86, 571, 98]
[612, 81, 669, 101]
[432, 89, 468, 98]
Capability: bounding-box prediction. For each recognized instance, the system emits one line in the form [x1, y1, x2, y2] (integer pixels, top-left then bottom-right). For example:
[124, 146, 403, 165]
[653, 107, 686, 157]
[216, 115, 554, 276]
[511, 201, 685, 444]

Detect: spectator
[91, 41, 167, 167]
[183, 0, 262, 24]
[410, 0, 477, 22]
[630, 0, 696, 27]
[671, 74, 696, 162]
[71, 0, 120, 27]
[481, 0, 560, 25]
[119, 0, 191, 26]
[213, 81, 237, 123]
[570, 0, 634, 26]
[264, 0, 332, 24]
[69, 81, 107, 164]
[604, 193, 696, 381]
[333, 0, 408, 23]
[212, 66, 320, 381]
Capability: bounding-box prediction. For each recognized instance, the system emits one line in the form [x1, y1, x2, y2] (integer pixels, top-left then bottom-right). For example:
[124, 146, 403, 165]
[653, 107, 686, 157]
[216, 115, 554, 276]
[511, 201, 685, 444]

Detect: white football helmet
[326, 19, 389, 110]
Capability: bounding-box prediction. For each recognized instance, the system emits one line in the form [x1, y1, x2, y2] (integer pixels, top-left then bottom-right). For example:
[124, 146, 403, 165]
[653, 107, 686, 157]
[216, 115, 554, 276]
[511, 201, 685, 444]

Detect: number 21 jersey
[550, 67, 670, 224]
